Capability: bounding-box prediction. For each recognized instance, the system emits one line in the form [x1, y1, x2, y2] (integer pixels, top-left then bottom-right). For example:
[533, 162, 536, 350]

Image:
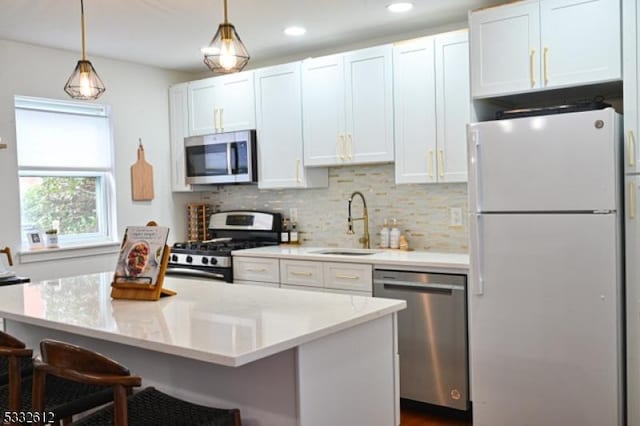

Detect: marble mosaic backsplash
[198, 163, 468, 253]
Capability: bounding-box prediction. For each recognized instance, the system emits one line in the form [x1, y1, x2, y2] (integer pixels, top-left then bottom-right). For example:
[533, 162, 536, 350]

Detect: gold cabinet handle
[296, 159, 301, 183]
[543, 47, 549, 86]
[629, 130, 636, 168]
[438, 149, 444, 178]
[631, 182, 636, 220]
[428, 149, 434, 179]
[347, 134, 353, 160]
[246, 267, 268, 272]
[220, 108, 224, 131]
[338, 133, 345, 160]
[530, 49, 536, 88]
[291, 271, 313, 277]
[214, 108, 219, 132]
[336, 273, 359, 280]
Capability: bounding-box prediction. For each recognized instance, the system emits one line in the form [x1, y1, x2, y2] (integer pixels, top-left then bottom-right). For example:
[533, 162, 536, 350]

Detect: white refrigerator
[467, 108, 624, 426]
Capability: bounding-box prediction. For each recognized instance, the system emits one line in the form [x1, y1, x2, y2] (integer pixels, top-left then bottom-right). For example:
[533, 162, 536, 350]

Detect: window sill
[19, 241, 121, 264]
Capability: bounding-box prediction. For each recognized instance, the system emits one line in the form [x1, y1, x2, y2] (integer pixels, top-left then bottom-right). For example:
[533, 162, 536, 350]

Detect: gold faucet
[347, 191, 370, 249]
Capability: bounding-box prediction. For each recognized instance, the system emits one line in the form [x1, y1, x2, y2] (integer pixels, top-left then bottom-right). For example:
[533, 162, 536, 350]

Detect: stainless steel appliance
[185, 130, 257, 185]
[373, 269, 468, 410]
[167, 210, 281, 282]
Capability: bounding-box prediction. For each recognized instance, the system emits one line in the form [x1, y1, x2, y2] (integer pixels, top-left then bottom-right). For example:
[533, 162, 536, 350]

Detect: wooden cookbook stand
[110, 221, 176, 301]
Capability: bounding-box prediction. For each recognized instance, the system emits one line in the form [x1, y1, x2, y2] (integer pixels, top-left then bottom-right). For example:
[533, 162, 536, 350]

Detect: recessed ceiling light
[284, 26, 307, 36]
[387, 2, 414, 13]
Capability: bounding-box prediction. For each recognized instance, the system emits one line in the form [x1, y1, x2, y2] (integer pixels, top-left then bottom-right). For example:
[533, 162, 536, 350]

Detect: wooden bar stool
[0, 331, 113, 426]
[32, 340, 242, 426]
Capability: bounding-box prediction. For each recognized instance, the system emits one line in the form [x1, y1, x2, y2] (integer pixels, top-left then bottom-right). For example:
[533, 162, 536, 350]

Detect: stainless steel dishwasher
[373, 269, 468, 411]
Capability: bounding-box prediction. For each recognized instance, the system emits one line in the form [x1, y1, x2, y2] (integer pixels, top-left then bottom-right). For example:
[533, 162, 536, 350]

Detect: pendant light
[64, 0, 106, 100]
[203, 0, 250, 73]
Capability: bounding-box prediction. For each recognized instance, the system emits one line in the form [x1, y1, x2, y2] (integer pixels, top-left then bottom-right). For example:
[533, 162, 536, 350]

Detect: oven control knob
[202, 257, 209, 265]
[209, 257, 217, 265]
[171, 254, 178, 262]
[186, 255, 193, 263]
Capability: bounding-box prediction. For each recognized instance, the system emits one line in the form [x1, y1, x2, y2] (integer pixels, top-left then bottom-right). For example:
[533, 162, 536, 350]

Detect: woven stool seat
[72, 387, 241, 426]
[0, 355, 32, 385]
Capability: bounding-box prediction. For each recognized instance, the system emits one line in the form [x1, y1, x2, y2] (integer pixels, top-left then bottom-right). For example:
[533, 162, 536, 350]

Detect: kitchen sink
[310, 249, 381, 256]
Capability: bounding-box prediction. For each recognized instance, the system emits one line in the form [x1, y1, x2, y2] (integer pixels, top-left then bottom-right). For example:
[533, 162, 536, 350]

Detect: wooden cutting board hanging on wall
[131, 138, 154, 201]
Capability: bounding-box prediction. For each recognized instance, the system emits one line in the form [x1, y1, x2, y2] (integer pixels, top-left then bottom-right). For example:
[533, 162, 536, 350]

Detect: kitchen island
[0, 273, 405, 426]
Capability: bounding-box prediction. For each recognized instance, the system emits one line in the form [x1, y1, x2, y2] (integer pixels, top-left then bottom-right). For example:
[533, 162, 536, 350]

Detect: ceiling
[0, 0, 504, 73]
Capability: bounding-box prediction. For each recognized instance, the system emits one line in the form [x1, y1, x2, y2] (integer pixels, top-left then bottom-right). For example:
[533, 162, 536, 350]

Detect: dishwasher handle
[374, 279, 465, 293]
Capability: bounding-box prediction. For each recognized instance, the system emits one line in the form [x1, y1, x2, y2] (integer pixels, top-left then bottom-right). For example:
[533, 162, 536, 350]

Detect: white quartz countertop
[232, 246, 470, 271]
[0, 273, 404, 367]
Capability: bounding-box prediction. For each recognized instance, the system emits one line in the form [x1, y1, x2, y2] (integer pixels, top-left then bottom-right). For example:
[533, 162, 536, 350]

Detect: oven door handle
[166, 267, 227, 281]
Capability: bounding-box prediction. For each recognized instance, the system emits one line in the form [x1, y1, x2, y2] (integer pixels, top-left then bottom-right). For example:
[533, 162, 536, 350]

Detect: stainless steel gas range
[167, 210, 281, 282]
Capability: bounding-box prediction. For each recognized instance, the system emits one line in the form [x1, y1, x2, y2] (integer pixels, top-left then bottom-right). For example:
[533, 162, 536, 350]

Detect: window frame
[14, 95, 118, 249]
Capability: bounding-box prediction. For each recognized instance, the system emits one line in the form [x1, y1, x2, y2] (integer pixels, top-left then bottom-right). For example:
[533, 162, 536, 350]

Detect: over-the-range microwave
[185, 130, 257, 185]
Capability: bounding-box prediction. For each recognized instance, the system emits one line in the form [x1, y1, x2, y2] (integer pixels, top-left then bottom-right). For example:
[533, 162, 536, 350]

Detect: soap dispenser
[380, 219, 390, 248]
[389, 218, 400, 249]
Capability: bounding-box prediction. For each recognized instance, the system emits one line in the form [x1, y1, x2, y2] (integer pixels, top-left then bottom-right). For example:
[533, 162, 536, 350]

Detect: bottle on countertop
[290, 221, 299, 244]
[389, 218, 400, 249]
[281, 218, 290, 243]
[379, 218, 390, 248]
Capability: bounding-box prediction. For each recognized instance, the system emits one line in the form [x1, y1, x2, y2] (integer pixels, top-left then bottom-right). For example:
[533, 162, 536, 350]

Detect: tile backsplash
[199, 163, 468, 253]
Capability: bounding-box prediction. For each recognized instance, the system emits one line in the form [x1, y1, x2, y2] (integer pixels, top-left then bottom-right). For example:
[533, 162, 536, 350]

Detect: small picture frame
[26, 231, 44, 249]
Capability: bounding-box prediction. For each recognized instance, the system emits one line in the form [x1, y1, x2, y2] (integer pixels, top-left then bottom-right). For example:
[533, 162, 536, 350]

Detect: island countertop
[232, 246, 469, 271]
[0, 273, 405, 367]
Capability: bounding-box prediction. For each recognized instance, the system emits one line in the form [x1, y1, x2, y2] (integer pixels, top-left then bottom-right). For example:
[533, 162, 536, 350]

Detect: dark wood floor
[400, 401, 472, 426]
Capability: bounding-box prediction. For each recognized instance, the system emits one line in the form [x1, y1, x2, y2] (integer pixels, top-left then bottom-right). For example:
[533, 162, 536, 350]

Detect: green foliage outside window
[21, 176, 99, 235]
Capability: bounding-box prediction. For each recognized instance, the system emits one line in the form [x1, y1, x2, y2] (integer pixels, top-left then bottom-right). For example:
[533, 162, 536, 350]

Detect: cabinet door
[280, 259, 324, 287]
[233, 257, 280, 283]
[393, 38, 437, 184]
[623, 0, 639, 173]
[627, 175, 640, 426]
[302, 54, 346, 166]
[169, 83, 192, 192]
[435, 30, 470, 183]
[255, 63, 328, 189]
[470, 0, 540, 98]
[323, 263, 372, 293]
[217, 71, 256, 132]
[540, 0, 621, 89]
[344, 45, 394, 164]
[187, 78, 218, 136]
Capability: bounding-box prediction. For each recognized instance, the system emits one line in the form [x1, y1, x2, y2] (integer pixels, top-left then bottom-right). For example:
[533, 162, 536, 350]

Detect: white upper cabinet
[394, 30, 470, 184]
[435, 31, 471, 183]
[303, 45, 394, 166]
[470, 0, 540, 98]
[624, 0, 640, 173]
[254, 62, 328, 189]
[187, 71, 255, 136]
[393, 38, 438, 183]
[470, 0, 621, 98]
[540, 0, 621, 89]
[168, 82, 191, 192]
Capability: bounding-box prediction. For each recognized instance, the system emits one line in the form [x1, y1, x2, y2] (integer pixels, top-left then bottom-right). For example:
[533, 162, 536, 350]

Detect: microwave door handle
[226, 143, 232, 174]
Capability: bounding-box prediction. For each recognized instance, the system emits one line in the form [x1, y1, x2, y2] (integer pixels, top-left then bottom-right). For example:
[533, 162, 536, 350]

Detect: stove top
[166, 210, 281, 282]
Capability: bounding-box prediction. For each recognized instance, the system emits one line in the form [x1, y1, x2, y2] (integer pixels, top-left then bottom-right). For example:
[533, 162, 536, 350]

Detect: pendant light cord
[80, 0, 86, 61]
[223, 0, 228, 24]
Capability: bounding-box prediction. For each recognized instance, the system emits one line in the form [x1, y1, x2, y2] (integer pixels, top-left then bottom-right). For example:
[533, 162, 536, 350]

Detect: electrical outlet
[289, 207, 298, 223]
[450, 207, 463, 227]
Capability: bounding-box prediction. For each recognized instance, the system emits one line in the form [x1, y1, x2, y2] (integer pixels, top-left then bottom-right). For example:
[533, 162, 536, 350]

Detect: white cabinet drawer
[281, 284, 325, 293]
[233, 257, 280, 283]
[280, 260, 323, 287]
[323, 263, 372, 292]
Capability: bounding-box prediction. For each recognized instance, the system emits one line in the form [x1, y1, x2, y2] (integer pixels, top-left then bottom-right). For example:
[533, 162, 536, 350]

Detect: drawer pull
[291, 271, 313, 277]
[336, 273, 359, 280]
[246, 268, 268, 272]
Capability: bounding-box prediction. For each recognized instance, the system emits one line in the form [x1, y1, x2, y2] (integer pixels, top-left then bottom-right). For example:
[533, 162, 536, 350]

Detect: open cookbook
[114, 226, 169, 285]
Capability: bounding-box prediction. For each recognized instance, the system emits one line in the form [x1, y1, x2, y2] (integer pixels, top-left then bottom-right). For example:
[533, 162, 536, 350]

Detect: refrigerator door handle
[629, 130, 636, 168]
[471, 130, 482, 212]
[474, 213, 485, 296]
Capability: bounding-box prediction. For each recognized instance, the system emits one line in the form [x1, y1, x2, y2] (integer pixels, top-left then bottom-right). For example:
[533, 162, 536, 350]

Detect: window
[15, 96, 116, 247]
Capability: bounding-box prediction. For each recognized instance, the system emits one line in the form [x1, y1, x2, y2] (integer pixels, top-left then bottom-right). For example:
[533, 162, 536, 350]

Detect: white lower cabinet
[233, 257, 280, 286]
[281, 259, 323, 287]
[323, 262, 372, 294]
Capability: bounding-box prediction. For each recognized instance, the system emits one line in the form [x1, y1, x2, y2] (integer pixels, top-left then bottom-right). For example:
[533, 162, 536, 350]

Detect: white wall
[0, 39, 197, 280]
